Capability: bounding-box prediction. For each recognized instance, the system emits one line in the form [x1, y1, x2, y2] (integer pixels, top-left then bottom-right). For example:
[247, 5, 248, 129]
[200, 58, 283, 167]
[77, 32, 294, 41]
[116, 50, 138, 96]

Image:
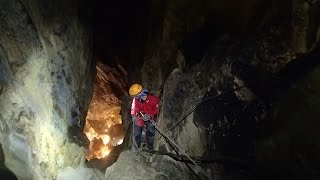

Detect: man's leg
[145, 121, 155, 150]
[132, 123, 143, 153]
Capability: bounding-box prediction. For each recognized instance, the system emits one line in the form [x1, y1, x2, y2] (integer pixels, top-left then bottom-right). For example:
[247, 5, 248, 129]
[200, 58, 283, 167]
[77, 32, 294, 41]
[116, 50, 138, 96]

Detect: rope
[141, 149, 252, 165]
[165, 85, 245, 133]
[148, 119, 212, 180]
[142, 86, 245, 179]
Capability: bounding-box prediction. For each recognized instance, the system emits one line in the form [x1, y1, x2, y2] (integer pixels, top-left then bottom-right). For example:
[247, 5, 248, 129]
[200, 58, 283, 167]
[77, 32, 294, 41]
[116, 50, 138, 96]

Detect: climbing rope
[164, 85, 245, 133]
[141, 149, 251, 165]
[141, 114, 212, 180]
[141, 86, 245, 179]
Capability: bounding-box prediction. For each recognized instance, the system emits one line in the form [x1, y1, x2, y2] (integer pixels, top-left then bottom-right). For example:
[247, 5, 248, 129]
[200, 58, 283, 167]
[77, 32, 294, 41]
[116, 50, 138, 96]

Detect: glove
[142, 114, 151, 122]
[132, 116, 137, 123]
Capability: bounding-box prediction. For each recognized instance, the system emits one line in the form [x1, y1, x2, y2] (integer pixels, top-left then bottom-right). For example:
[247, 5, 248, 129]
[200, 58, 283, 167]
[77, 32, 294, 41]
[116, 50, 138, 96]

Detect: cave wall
[255, 61, 320, 179]
[120, 0, 320, 179]
[0, 0, 94, 179]
[135, 0, 319, 129]
[138, 0, 320, 83]
[0, 0, 319, 179]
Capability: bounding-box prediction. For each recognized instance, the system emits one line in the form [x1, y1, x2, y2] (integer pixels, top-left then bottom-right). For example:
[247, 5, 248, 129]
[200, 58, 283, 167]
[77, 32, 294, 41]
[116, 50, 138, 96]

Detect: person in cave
[129, 84, 160, 154]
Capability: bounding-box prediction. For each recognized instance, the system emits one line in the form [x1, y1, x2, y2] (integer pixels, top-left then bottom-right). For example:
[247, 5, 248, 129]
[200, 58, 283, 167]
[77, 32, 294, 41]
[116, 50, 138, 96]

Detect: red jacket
[131, 94, 160, 126]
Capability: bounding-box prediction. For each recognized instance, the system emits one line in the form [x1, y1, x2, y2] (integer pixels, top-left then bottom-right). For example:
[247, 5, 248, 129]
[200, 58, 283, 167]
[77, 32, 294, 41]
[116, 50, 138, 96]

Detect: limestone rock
[105, 150, 191, 180]
[156, 69, 206, 156]
[0, 0, 93, 179]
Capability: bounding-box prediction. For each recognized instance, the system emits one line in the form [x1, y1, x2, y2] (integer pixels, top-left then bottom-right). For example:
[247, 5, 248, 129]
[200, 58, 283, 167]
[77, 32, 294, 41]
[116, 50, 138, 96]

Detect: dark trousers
[133, 121, 155, 150]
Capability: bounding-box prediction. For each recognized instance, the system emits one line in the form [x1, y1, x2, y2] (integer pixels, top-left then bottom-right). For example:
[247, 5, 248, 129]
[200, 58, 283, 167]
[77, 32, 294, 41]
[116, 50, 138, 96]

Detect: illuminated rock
[0, 0, 93, 179]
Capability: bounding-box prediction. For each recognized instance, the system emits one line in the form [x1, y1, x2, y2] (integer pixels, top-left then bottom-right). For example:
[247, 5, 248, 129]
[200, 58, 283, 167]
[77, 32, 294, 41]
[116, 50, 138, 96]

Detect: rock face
[121, 0, 320, 179]
[156, 69, 207, 156]
[254, 58, 320, 179]
[1, 0, 320, 179]
[105, 150, 193, 180]
[0, 0, 93, 179]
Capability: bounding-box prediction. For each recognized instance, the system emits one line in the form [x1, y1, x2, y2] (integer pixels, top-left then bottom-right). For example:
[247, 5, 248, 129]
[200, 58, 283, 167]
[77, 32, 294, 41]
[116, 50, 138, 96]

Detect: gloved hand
[132, 116, 137, 123]
[142, 114, 151, 122]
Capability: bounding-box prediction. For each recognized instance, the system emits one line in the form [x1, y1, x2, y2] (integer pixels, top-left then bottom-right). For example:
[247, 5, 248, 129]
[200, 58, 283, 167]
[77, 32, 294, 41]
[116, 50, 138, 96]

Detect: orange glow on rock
[100, 134, 111, 145]
[100, 146, 111, 157]
[84, 62, 125, 160]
